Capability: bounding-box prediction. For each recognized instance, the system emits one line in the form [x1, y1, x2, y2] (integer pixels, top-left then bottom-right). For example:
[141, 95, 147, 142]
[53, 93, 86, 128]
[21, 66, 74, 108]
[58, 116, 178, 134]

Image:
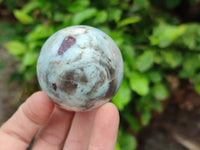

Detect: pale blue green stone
[37, 25, 124, 111]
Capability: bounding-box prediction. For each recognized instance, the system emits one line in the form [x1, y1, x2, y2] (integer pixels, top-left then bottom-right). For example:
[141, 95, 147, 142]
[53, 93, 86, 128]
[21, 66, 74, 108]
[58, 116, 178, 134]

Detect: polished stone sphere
[37, 25, 124, 111]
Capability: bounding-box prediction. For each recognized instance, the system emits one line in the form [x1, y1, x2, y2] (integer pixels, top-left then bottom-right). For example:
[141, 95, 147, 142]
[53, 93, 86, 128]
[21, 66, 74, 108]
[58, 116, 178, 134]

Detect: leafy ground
[0, 46, 20, 125]
[137, 81, 200, 150]
[1, 1, 200, 149]
[0, 46, 34, 125]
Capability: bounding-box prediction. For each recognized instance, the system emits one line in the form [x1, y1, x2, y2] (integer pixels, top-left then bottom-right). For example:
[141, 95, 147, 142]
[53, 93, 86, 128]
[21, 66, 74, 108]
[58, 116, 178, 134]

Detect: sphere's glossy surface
[37, 25, 124, 111]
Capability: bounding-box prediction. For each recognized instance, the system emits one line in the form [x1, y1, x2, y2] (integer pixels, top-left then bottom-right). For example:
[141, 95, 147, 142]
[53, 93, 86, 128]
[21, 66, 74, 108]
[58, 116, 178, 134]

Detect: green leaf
[195, 84, 200, 95]
[134, 0, 148, 7]
[152, 100, 163, 112]
[149, 23, 185, 48]
[0, 22, 17, 44]
[189, 0, 197, 3]
[5, 41, 27, 56]
[67, 0, 90, 13]
[93, 10, 107, 24]
[0, 60, 6, 70]
[121, 44, 135, 67]
[109, 0, 120, 5]
[136, 96, 163, 114]
[108, 7, 122, 22]
[147, 71, 162, 83]
[22, 52, 38, 66]
[117, 128, 137, 150]
[166, 0, 181, 9]
[118, 16, 141, 28]
[21, 1, 40, 14]
[177, 24, 200, 51]
[152, 83, 169, 100]
[25, 67, 37, 80]
[135, 96, 151, 112]
[72, 8, 97, 25]
[115, 142, 121, 150]
[130, 72, 150, 96]
[161, 50, 182, 68]
[26, 25, 54, 41]
[136, 50, 155, 72]
[13, 9, 34, 24]
[124, 61, 132, 78]
[112, 80, 132, 111]
[191, 73, 200, 84]
[179, 54, 200, 77]
[123, 112, 141, 132]
[53, 12, 66, 22]
[18, 51, 38, 74]
[141, 111, 151, 126]
[109, 30, 124, 46]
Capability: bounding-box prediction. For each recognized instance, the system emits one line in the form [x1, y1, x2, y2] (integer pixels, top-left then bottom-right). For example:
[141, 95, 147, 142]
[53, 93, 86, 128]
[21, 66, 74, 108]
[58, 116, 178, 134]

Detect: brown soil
[0, 46, 21, 125]
[0, 46, 38, 125]
[137, 84, 200, 150]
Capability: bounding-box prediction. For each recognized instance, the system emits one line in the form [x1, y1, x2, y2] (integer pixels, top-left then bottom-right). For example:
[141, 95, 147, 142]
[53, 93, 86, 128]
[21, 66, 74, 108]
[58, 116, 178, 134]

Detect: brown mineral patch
[59, 70, 78, 94]
[99, 59, 117, 98]
[79, 98, 98, 111]
[99, 59, 116, 80]
[60, 80, 78, 94]
[79, 74, 88, 83]
[105, 79, 117, 98]
[93, 45, 101, 51]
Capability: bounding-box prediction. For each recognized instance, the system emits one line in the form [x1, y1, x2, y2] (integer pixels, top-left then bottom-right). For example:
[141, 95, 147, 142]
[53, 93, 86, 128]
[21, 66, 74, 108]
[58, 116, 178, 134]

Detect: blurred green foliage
[1, 0, 200, 149]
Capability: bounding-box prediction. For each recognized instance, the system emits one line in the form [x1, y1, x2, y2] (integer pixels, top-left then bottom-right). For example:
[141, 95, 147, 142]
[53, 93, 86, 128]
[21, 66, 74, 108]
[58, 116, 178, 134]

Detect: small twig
[172, 130, 200, 150]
